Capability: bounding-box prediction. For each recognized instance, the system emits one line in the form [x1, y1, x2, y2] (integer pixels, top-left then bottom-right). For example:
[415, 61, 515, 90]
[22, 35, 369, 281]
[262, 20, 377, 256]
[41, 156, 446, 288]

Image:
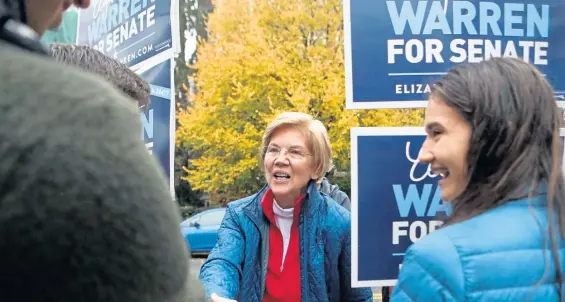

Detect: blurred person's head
[259, 112, 333, 207]
[418, 57, 563, 225]
[24, 0, 90, 35]
[50, 43, 151, 108]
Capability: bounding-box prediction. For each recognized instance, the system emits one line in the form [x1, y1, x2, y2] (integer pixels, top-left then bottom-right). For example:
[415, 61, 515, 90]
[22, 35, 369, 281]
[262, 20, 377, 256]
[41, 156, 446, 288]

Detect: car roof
[198, 207, 226, 214]
[180, 207, 227, 225]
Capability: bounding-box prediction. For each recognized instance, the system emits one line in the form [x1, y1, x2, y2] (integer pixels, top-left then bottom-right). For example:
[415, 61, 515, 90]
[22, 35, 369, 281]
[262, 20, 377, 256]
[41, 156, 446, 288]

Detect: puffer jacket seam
[403, 259, 458, 300]
[449, 236, 466, 299]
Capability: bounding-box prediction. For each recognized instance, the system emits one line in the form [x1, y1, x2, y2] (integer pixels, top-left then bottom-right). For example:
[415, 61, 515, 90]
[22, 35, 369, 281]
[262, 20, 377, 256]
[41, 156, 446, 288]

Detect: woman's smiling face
[419, 96, 471, 202]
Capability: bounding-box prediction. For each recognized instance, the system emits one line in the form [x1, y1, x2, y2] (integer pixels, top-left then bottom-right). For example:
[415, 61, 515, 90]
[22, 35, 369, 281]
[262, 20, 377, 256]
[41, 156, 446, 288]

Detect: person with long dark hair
[391, 57, 565, 301]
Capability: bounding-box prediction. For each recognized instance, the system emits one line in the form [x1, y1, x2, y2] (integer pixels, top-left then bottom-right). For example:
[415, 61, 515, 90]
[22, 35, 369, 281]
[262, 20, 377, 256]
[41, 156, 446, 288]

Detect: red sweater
[261, 189, 304, 302]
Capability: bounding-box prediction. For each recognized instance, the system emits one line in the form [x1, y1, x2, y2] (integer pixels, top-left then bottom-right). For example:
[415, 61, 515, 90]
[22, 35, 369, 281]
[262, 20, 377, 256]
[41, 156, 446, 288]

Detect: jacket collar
[512, 181, 548, 206]
[261, 188, 305, 226]
[243, 180, 323, 227]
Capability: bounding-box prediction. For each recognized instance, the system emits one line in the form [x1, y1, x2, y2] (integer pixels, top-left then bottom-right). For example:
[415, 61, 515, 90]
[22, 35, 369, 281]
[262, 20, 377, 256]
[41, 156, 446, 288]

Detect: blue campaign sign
[139, 59, 175, 194]
[76, 0, 173, 68]
[351, 127, 446, 287]
[351, 127, 565, 287]
[344, 0, 565, 109]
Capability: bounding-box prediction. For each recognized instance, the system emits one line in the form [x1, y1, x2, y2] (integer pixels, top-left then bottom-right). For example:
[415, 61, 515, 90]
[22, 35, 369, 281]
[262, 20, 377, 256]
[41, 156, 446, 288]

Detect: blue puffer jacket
[392, 194, 565, 301]
[199, 181, 373, 301]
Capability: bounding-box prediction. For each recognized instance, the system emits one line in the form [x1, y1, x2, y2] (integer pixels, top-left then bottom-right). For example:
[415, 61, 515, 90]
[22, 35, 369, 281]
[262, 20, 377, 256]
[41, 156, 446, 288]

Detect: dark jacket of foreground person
[0, 1, 204, 301]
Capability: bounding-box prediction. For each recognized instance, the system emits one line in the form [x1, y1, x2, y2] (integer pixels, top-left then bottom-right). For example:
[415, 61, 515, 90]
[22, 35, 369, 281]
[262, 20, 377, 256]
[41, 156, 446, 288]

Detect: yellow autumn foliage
[176, 0, 424, 202]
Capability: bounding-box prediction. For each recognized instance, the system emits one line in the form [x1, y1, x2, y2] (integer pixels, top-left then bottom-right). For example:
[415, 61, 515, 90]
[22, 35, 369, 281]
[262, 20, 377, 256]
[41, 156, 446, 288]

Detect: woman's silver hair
[49, 43, 150, 109]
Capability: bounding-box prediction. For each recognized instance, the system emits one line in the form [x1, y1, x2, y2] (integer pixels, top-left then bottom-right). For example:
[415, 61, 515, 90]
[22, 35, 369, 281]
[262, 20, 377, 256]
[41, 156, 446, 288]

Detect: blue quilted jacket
[392, 194, 565, 301]
[199, 181, 373, 301]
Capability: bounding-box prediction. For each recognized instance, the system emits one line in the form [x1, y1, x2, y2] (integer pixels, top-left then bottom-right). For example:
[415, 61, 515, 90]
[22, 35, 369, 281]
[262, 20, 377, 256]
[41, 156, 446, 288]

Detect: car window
[198, 209, 226, 227]
[181, 216, 198, 226]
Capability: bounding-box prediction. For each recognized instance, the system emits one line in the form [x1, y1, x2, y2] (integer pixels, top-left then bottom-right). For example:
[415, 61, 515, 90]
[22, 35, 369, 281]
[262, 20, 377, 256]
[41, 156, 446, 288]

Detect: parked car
[180, 207, 226, 254]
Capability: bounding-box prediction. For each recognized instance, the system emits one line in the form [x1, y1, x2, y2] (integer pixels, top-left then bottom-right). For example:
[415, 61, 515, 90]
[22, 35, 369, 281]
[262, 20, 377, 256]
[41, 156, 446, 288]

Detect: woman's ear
[310, 169, 320, 181]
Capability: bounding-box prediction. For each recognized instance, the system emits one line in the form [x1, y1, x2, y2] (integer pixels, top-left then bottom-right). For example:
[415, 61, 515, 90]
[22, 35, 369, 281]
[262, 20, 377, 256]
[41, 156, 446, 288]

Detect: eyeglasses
[265, 146, 312, 160]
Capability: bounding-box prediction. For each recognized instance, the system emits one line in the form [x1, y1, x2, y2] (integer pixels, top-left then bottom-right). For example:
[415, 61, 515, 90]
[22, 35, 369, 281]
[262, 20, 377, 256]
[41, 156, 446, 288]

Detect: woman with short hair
[200, 112, 373, 301]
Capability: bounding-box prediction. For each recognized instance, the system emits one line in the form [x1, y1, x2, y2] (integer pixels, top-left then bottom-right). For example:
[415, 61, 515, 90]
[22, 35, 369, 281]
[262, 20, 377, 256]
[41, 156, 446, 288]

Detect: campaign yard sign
[76, 0, 174, 68]
[138, 59, 175, 196]
[351, 127, 447, 287]
[344, 0, 565, 109]
[351, 127, 565, 287]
